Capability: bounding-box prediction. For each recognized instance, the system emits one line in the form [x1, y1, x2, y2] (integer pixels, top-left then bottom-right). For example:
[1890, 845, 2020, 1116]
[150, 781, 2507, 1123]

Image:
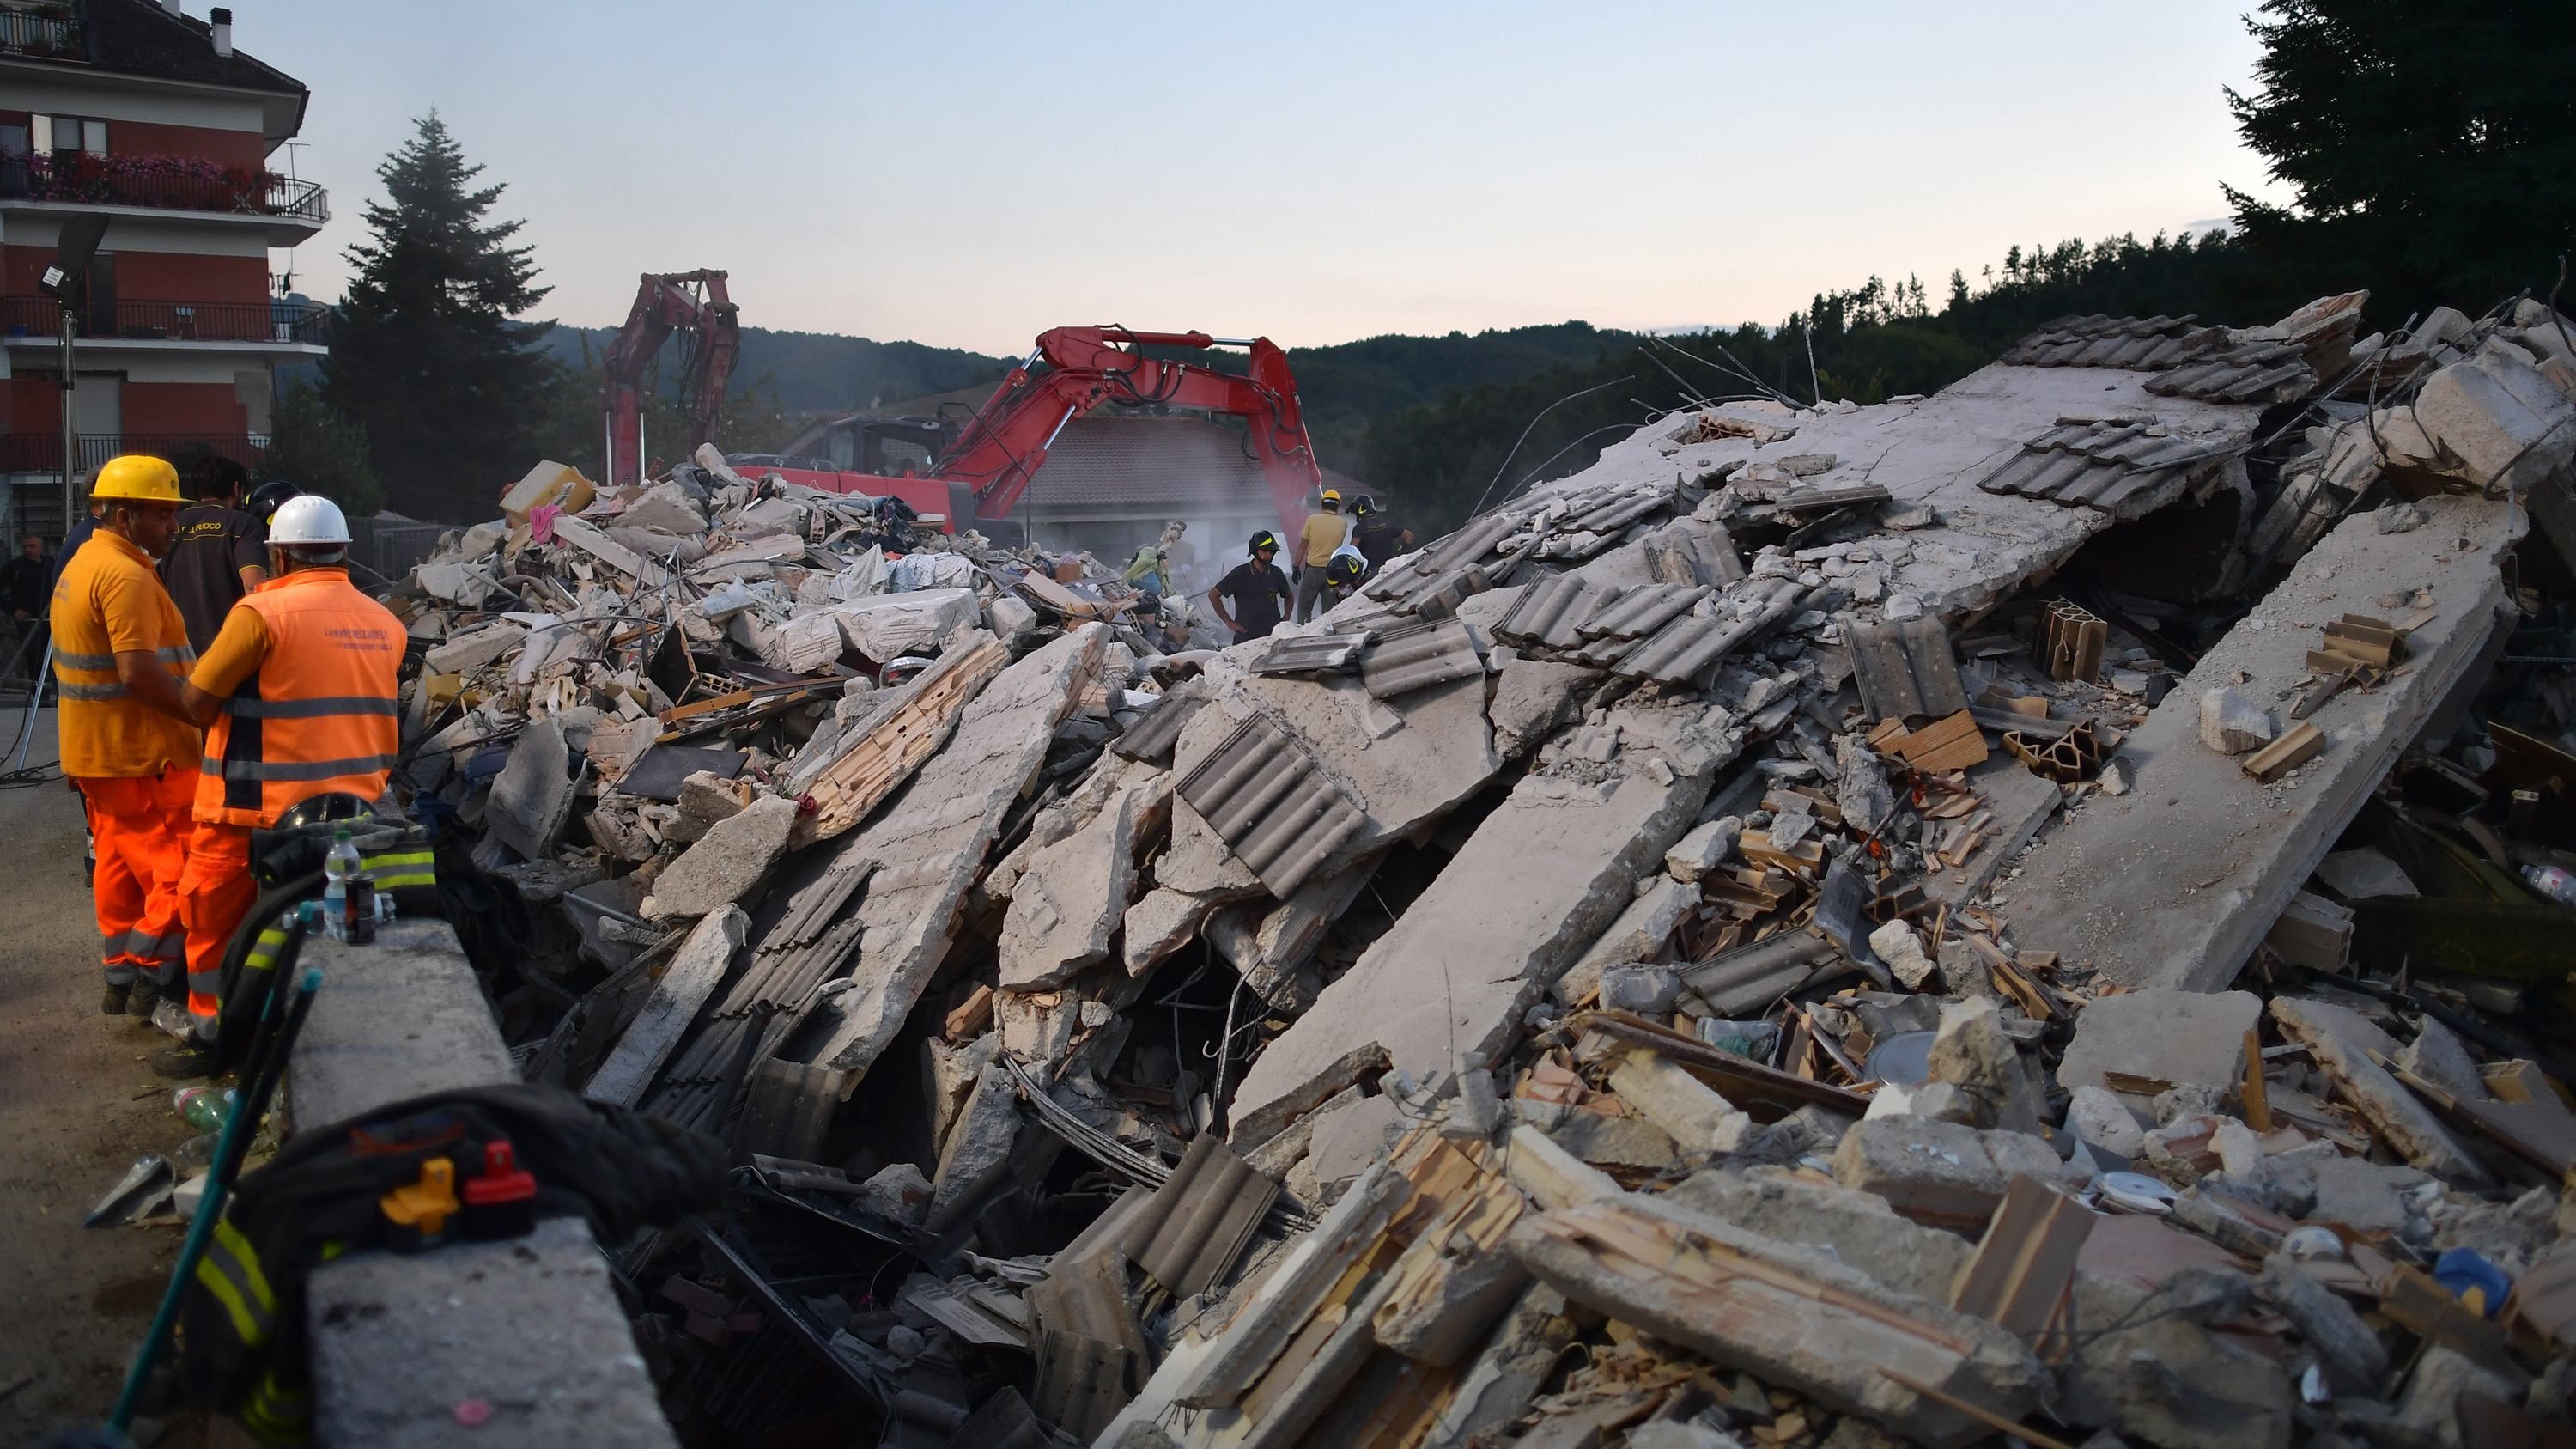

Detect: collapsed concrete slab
[1229, 717, 1728, 1131]
[643, 795, 797, 920]
[998, 785, 1140, 991]
[2058, 987, 2264, 1097]
[2001, 490, 2518, 990]
[484, 715, 574, 861]
[787, 626, 1109, 1087]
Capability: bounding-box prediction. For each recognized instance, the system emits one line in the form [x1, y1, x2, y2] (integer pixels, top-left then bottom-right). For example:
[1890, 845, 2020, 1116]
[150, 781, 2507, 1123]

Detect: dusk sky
[240, 0, 2283, 355]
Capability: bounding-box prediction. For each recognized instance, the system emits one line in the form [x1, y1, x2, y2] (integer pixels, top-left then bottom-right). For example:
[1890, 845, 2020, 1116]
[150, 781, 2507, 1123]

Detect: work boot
[149, 1042, 220, 1081]
[102, 981, 131, 1015]
[128, 977, 163, 1023]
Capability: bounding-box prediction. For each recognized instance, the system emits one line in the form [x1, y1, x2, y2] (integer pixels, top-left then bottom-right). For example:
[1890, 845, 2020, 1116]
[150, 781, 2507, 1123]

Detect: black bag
[179, 1083, 726, 1441]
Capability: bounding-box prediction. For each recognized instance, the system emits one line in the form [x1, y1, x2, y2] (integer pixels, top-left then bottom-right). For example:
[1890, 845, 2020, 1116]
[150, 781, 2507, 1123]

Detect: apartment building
[0, 0, 324, 539]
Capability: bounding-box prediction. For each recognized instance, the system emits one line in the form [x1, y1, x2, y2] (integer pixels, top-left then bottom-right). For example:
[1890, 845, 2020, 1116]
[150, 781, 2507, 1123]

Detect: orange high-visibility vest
[196, 569, 403, 828]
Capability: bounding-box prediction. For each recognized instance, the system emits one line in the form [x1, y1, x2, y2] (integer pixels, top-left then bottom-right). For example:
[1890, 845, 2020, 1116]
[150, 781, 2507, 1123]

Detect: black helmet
[274, 792, 376, 831]
[1249, 530, 1281, 557]
[1325, 553, 1364, 587]
[1351, 494, 1378, 517]
[246, 479, 302, 522]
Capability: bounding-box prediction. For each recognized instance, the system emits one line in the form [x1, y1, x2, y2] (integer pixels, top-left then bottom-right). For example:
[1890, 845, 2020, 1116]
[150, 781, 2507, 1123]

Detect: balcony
[0, 294, 332, 347]
[0, 3, 82, 61]
[0, 432, 270, 478]
[0, 153, 329, 239]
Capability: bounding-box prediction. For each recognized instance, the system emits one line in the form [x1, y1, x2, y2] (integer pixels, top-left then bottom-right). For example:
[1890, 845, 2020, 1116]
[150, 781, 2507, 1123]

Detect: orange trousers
[178, 820, 258, 1032]
[78, 768, 197, 994]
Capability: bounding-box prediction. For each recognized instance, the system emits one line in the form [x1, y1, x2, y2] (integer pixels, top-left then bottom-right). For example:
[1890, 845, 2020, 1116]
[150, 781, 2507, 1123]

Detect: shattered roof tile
[1114, 1135, 1279, 1299]
[1977, 420, 2239, 514]
[1578, 583, 1710, 642]
[1361, 617, 1485, 699]
[1844, 616, 1971, 722]
[1109, 688, 1209, 764]
[2002, 314, 2318, 405]
[1495, 574, 1598, 653]
[1175, 713, 1365, 897]
[1248, 630, 1372, 678]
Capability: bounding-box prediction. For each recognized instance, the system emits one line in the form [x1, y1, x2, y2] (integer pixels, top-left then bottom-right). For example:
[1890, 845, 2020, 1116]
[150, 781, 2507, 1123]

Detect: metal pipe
[59, 306, 76, 541]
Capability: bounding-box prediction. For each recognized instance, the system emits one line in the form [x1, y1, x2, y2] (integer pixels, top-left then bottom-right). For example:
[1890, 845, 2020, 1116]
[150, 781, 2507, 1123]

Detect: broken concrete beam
[1370, 1179, 1530, 1367]
[1302, 1093, 1408, 1194]
[643, 795, 797, 920]
[1664, 816, 1741, 883]
[927, 1056, 1022, 1232]
[2258, 1251, 2387, 1395]
[484, 715, 574, 861]
[1923, 757, 2058, 908]
[1671, 1166, 1971, 1306]
[2058, 988, 2263, 1098]
[2059, 1262, 2294, 1449]
[582, 906, 747, 1107]
[422, 620, 526, 675]
[998, 785, 1139, 992]
[1504, 1123, 1622, 1211]
[2269, 995, 2490, 1184]
[1831, 1117, 2065, 1227]
[1206, 861, 1372, 1013]
[1228, 1041, 1389, 1154]
[550, 514, 669, 587]
[2002, 490, 2518, 990]
[1556, 875, 1698, 1005]
[1419, 1283, 1576, 1449]
[796, 626, 1108, 1088]
[1231, 723, 1728, 1132]
[1608, 1048, 1755, 1159]
[1121, 888, 1212, 977]
[1173, 1160, 1414, 1410]
[1510, 1193, 2050, 1449]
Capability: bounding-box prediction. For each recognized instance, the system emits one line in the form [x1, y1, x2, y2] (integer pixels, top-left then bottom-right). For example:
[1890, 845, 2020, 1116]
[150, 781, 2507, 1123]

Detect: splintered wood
[1882, 710, 1990, 773]
[794, 636, 1008, 842]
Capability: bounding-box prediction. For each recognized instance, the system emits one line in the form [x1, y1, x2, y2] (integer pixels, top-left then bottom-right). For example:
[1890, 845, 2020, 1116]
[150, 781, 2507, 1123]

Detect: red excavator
[601, 269, 740, 490]
[766, 326, 1324, 535]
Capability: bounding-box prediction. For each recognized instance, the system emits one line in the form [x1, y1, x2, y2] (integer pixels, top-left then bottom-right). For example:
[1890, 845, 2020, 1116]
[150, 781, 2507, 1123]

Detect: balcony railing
[0, 295, 333, 345]
[0, 3, 82, 60]
[0, 433, 271, 478]
[0, 154, 330, 224]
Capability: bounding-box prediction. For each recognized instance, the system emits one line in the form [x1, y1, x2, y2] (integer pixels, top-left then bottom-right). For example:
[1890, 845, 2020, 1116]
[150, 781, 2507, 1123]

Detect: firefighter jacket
[191, 569, 402, 828]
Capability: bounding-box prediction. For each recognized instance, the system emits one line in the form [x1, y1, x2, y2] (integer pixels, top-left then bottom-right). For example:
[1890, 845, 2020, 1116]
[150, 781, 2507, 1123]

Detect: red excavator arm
[933, 328, 1323, 532]
[602, 270, 740, 490]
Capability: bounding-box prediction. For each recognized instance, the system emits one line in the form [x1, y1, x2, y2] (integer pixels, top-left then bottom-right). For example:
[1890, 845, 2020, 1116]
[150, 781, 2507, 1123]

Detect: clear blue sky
[238, 0, 2281, 355]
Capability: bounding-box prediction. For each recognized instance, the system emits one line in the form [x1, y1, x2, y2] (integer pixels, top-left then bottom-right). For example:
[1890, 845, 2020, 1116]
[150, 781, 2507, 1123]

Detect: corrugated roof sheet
[2001, 314, 2318, 405]
[1610, 611, 1741, 685]
[1248, 630, 1371, 678]
[1495, 574, 1598, 653]
[1976, 420, 2238, 513]
[2146, 342, 2318, 404]
[1176, 714, 1365, 897]
[1109, 687, 1208, 764]
[1115, 1135, 1279, 1299]
[1375, 509, 1522, 593]
[1579, 582, 1710, 642]
[1845, 616, 1971, 722]
[1361, 618, 1485, 699]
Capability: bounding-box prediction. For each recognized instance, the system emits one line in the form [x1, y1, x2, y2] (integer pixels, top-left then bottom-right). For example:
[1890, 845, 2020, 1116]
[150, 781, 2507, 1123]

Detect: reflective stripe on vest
[194, 571, 402, 828]
[363, 849, 437, 892]
[194, 1218, 277, 1347]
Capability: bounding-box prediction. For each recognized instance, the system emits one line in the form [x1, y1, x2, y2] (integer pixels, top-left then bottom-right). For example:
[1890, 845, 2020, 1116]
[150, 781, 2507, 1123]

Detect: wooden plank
[580, 907, 747, 1108]
[1893, 709, 1990, 772]
[2242, 1029, 2273, 1133]
[1949, 1176, 2096, 1341]
[2242, 721, 2325, 782]
[944, 983, 995, 1042]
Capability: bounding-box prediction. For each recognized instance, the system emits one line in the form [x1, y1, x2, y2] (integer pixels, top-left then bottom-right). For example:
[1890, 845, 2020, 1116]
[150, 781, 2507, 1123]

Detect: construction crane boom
[602, 270, 739, 490]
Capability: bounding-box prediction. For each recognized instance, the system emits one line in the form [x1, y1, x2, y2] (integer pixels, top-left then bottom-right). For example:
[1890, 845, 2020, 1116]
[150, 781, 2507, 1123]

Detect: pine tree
[2224, 1, 2576, 320]
[323, 113, 558, 521]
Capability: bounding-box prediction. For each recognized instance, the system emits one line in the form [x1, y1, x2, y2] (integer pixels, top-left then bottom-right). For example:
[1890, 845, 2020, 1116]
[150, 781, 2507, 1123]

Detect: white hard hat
[267, 494, 351, 546]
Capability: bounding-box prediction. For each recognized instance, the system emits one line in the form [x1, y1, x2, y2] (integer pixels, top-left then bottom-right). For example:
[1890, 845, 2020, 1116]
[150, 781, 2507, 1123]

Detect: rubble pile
[392, 294, 2576, 1448]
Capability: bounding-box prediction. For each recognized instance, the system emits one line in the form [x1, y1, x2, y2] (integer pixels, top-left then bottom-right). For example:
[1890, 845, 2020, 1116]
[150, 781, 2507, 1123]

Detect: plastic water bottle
[173, 1085, 237, 1133]
[323, 827, 361, 941]
[2526, 863, 2576, 906]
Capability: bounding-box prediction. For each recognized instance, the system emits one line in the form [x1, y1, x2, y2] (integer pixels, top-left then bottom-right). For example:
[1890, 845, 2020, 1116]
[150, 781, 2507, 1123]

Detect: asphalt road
[0, 707, 217, 1444]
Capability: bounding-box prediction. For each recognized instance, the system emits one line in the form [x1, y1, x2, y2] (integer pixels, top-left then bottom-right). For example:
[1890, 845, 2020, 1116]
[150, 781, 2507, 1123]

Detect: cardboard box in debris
[390, 293, 2576, 1449]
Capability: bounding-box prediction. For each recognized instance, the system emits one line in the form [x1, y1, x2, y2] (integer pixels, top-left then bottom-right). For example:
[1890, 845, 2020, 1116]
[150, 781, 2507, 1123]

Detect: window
[30, 113, 106, 157]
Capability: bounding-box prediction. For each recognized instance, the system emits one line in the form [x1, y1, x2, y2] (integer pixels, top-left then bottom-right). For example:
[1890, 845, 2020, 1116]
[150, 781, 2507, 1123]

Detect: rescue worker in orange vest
[52, 455, 203, 1025]
[147, 494, 402, 1077]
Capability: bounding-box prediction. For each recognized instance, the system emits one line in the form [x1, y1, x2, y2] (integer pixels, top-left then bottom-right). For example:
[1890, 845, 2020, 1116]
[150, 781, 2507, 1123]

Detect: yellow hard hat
[92, 454, 183, 503]
[1319, 487, 1342, 503]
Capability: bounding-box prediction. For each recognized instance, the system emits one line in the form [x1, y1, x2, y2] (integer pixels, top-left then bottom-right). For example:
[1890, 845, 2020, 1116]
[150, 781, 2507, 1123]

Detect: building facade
[0, 0, 324, 539]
